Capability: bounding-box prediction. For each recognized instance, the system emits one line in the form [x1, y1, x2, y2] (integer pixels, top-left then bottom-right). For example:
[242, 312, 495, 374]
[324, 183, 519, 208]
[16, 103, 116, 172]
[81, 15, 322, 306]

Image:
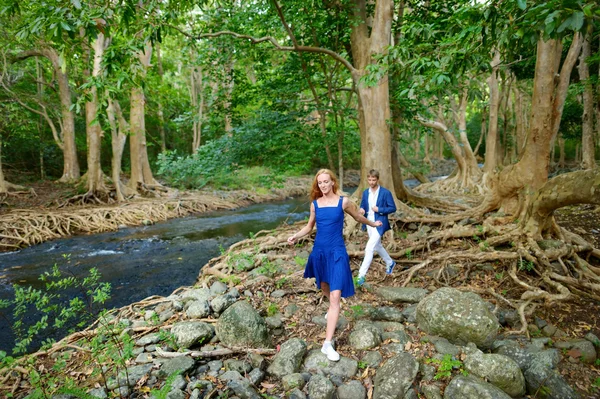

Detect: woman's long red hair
[310, 169, 340, 201]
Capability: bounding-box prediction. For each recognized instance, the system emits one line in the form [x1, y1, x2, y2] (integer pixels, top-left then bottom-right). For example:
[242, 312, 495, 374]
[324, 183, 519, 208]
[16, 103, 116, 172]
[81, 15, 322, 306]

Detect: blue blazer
[360, 186, 396, 236]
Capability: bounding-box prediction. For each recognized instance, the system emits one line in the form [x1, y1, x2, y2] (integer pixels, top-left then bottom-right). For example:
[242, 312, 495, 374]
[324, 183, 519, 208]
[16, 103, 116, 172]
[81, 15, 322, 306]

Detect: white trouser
[358, 225, 393, 278]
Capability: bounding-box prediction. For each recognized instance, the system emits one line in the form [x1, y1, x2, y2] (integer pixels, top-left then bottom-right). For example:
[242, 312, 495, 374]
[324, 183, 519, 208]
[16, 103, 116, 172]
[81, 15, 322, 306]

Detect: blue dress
[303, 196, 355, 298]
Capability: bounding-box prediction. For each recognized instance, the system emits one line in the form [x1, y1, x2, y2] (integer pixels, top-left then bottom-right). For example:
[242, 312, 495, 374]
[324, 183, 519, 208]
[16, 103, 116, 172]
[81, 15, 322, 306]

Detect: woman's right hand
[287, 235, 297, 245]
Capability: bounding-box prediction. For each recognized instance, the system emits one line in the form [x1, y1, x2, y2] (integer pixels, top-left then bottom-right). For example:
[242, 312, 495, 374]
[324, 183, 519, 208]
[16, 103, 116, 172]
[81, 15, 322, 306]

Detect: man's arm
[376, 189, 397, 215]
[359, 190, 368, 214]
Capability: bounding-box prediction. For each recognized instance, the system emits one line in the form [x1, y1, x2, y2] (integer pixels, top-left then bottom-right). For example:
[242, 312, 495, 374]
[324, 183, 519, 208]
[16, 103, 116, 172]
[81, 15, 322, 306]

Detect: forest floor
[1, 162, 599, 397]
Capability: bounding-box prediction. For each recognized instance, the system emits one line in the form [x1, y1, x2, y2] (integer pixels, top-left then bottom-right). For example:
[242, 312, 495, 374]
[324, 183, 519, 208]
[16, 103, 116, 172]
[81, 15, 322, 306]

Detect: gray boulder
[307, 375, 336, 399]
[416, 287, 500, 349]
[373, 352, 419, 399]
[349, 323, 383, 350]
[375, 287, 429, 303]
[463, 348, 525, 397]
[227, 379, 262, 399]
[215, 301, 271, 348]
[266, 338, 307, 378]
[524, 361, 580, 399]
[171, 321, 215, 349]
[210, 294, 237, 314]
[337, 380, 366, 399]
[186, 300, 211, 319]
[303, 349, 358, 379]
[443, 375, 511, 399]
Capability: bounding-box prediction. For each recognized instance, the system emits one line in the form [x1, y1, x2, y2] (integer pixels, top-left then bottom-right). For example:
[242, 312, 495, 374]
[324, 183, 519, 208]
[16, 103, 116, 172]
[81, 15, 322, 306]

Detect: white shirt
[367, 186, 380, 222]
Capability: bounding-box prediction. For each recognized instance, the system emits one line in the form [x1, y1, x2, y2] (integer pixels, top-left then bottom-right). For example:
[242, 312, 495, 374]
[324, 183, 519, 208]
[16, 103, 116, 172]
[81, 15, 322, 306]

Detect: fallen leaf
[404, 341, 412, 351]
[261, 382, 276, 389]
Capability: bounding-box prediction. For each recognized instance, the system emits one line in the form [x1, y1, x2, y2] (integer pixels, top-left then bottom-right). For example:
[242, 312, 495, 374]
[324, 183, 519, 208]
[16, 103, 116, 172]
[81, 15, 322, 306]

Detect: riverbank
[1, 219, 599, 398]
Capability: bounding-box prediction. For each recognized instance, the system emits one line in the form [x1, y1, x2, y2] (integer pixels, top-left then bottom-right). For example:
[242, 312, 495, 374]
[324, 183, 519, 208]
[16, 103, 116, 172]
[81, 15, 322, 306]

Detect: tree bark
[13, 48, 80, 182]
[523, 168, 600, 238]
[156, 42, 167, 153]
[84, 33, 110, 194]
[190, 65, 204, 153]
[484, 49, 501, 173]
[579, 25, 595, 170]
[106, 97, 132, 202]
[129, 42, 158, 190]
[350, 0, 395, 193]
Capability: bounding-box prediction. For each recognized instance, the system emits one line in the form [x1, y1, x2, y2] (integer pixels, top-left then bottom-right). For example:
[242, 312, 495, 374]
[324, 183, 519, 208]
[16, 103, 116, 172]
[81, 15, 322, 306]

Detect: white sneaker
[321, 342, 340, 361]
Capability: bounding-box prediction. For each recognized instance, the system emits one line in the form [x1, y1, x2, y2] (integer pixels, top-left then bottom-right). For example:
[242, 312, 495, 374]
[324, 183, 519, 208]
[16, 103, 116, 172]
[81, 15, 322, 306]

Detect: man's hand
[371, 205, 379, 213]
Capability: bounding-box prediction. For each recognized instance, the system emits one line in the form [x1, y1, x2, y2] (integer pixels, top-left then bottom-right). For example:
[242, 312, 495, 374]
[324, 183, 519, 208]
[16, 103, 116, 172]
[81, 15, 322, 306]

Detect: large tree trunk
[85, 33, 110, 194]
[350, 0, 395, 193]
[106, 97, 133, 202]
[190, 65, 204, 153]
[579, 25, 595, 170]
[129, 42, 158, 190]
[13, 48, 80, 182]
[484, 34, 583, 215]
[484, 49, 501, 174]
[156, 42, 167, 153]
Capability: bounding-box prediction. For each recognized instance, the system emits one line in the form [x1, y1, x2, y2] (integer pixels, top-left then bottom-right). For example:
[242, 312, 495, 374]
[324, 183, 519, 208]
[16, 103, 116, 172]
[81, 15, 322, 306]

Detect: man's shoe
[386, 261, 396, 275]
[356, 276, 366, 287]
[321, 342, 340, 361]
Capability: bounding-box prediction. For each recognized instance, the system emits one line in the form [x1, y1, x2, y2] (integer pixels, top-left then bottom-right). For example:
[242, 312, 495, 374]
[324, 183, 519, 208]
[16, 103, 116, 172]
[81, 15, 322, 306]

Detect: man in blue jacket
[356, 169, 396, 286]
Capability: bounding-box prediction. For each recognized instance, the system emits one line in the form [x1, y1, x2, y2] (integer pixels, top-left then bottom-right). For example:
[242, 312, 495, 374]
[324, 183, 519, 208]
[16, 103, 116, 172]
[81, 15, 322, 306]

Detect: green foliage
[591, 376, 600, 391]
[0, 255, 111, 354]
[255, 260, 279, 277]
[405, 249, 413, 260]
[265, 302, 279, 317]
[357, 361, 368, 370]
[518, 260, 535, 272]
[294, 257, 307, 267]
[149, 372, 183, 399]
[275, 277, 289, 289]
[426, 354, 467, 380]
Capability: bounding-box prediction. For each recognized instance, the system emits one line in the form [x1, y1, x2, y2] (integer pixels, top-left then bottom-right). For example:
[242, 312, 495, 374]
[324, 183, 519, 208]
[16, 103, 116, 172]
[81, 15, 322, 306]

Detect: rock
[421, 384, 443, 399]
[180, 288, 212, 303]
[248, 368, 265, 385]
[416, 287, 500, 349]
[402, 304, 418, 323]
[373, 352, 419, 399]
[361, 351, 383, 368]
[186, 300, 211, 319]
[524, 361, 580, 399]
[307, 375, 335, 399]
[166, 388, 186, 399]
[224, 359, 252, 374]
[585, 332, 600, 347]
[107, 364, 153, 389]
[312, 313, 348, 330]
[265, 314, 283, 329]
[267, 338, 307, 378]
[88, 387, 108, 398]
[171, 321, 215, 349]
[289, 388, 307, 399]
[220, 370, 243, 381]
[211, 294, 237, 314]
[227, 379, 262, 399]
[494, 344, 534, 371]
[423, 336, 460, 357]
[349, 323, 383, 350]
[531, 349, 561, 369]
[284, 304, 299, 317]
[210, 281, 228, 295]
[215, 301, 271, 348]
[303, 349, 358, 379]
[135, 352, 154, 364]
[554, 339, 597, 363]
[282, 373, 306, 391]
[271, 290, 286, 298]
[136, 333, 161, 346]
[248, 353, 266, 370]
[171, 374, 187, 390]
[375, 287, 429, 303]
[443, 375, 511, 398]
[155, 356, 196, 379]
[369, 306, 405, 322]
[463, 348, 525, 397]
[337, 380, 366, 399]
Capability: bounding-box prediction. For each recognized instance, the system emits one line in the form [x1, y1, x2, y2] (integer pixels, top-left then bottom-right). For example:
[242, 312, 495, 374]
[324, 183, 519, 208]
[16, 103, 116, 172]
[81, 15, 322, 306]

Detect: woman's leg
[320, 282, 330, 302]
[321, 289, 342, 361]
[325, 290, 341, 341]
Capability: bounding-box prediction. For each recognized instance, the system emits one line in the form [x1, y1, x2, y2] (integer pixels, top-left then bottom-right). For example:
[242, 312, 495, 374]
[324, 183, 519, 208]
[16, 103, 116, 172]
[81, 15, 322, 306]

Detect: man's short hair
[368, 169, 380, 179]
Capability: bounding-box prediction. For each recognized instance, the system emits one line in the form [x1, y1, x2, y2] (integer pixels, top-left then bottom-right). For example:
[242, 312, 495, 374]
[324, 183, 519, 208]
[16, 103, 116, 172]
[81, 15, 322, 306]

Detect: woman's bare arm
[287, 202, 317, 244]
[342, 198, 381, 227]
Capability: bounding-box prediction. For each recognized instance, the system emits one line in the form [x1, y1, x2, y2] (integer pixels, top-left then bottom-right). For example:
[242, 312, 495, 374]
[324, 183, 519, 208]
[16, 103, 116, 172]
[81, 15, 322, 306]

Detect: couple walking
[287, 169, 396, 361]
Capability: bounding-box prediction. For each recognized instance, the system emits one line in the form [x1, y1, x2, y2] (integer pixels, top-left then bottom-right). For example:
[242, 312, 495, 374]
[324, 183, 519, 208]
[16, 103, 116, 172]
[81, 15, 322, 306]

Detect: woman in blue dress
[287, 169, 382, 361]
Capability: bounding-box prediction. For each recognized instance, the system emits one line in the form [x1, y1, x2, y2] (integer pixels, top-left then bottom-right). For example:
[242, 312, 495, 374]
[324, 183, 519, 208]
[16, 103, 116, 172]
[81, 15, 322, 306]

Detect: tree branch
[171, 25, 356, 74]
